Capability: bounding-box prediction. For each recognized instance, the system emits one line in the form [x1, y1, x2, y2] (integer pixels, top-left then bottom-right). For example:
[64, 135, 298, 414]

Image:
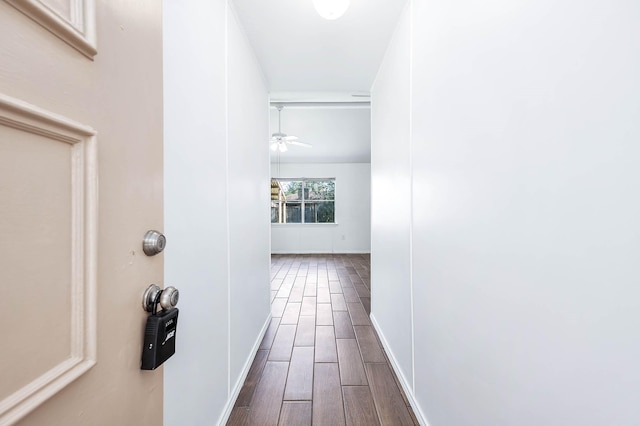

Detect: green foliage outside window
[271, 178, 335, 224]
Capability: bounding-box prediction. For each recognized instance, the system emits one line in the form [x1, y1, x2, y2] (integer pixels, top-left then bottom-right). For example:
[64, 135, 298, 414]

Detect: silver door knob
[160, 286, 179, 310]
[143, 284, 179, 312]
[143, 230, 166, 256]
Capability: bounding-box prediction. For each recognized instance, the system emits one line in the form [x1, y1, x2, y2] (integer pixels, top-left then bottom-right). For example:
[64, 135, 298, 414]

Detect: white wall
[370, 1, 414, 393]
[371, 0, 640, 425]
[269, 107, 371, 163]
[163, 1, 270, 425]
[271, 162, 371, 254]
[227, 6, 272, 392]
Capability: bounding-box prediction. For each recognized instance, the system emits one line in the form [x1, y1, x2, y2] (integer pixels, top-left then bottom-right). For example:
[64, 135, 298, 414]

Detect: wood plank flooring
[229, 254, 417, 426]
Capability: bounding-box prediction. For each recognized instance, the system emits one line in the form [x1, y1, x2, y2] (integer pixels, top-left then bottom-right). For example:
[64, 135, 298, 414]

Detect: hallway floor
[228, 254, 418, 425]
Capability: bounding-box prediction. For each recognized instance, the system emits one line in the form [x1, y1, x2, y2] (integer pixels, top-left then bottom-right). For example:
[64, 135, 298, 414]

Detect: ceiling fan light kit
[312, 0, 350, 20]
[271, 140, 288, 152]
[270, 106, 312, 152]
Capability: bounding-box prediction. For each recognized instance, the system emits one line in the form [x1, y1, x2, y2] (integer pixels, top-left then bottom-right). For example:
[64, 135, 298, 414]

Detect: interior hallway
[228, 254, 417, 425]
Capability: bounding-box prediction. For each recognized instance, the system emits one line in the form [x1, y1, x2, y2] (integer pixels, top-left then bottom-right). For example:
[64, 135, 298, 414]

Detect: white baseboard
[270, 250, 371, 254]
[370, 314, 430, 426]
[217, 314, 272, 426]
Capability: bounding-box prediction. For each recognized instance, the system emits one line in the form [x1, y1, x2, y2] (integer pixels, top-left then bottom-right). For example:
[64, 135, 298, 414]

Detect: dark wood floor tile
[282, 275, 296, 286]
[353, 326, 385, 363]
[342, 386, 380, 426]
[279, 402, 312, 426]
[227, 406, 249, 426]
[331, 293, 347, 311]
[294, 316, 316, 347]
[271, 278, 283, 291]
[333, 311, 355, 339]
[245, 362, 289, 426]
[300, 297, 316, 317]
[315, 325, 337, 362]
[347, 302, 370, 326]
[304, 283, 317, 297]
[271, 298, 287, 318]
[313, 363, 346, 425]
[259, 317, 281, 350]
[329, 280, 342, 294]
[354, 283, 370, 298]
[336, 339, 368, 385]
[281, 302, 301, 325]
[269, 324, 297, 361]
[360, 297, 371, 315]
[245, 254, 419, 426]
[342, 288, 359, 303]
[235, 350, 269, 407]
[316, 303, 334, 326]
[339, 277, 354, 289]
[288, 286, 304, 303]
[284, 347, 314, 400]
[364, 363, 414, 425]
[275, 283, 292, 299]
[317, 286, 331, 303]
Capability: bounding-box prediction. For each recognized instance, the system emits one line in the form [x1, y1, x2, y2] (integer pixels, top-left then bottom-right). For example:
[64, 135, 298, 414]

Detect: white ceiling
[231, 0, 408, 94]
[269, 106, 371, 163]
[232, 0, 406, 163]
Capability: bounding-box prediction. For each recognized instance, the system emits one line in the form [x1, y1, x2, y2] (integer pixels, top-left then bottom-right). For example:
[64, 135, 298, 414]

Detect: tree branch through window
[271, 178, 335, 224]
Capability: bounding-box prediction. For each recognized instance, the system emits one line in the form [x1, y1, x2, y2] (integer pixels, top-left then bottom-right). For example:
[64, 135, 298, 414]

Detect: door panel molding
[5, 0, 96, 58]
[0, 93, 97, 425]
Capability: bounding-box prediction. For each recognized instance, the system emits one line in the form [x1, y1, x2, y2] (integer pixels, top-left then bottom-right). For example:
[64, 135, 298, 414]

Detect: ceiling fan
[270, 105, 312, 152]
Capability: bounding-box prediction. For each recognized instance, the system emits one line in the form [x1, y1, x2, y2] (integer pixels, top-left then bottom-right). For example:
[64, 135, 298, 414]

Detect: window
[271, 178, 335, 224]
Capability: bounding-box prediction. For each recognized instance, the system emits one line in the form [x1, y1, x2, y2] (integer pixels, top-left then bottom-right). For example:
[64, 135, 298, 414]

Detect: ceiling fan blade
[287, 140, 312, 148]
[284, 135, 298, 141]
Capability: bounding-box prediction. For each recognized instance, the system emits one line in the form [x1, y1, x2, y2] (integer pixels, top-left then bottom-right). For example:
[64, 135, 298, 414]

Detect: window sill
[271, 223, 338, 227]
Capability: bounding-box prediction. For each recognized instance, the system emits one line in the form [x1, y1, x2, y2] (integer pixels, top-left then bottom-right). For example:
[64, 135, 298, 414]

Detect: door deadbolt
[142, 284, 179, 312]
[143, 230, 166, 256]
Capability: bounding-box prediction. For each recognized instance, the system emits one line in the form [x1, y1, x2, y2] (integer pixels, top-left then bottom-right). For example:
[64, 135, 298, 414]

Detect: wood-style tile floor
[228, 254, 418, 426]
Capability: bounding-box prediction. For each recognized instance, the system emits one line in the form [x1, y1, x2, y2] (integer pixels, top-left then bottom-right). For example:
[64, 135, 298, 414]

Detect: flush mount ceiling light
[312, 0, 350, 20]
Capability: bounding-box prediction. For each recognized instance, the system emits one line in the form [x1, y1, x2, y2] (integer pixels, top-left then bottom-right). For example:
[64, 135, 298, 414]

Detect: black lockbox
[141, 308, 179, 370]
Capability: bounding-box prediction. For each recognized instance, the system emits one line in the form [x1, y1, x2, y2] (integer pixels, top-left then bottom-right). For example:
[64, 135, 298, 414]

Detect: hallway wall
[371, 0, 640, 425]
[370, 2, 414, 398]
[163, 1, 270, 424]
[271, 162, 371, 254]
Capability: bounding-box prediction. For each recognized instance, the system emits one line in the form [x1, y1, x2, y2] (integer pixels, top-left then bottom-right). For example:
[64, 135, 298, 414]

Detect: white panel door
[0, 1, 164, 425]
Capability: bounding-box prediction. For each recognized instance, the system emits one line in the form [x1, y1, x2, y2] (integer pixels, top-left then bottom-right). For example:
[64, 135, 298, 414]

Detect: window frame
[271, 177, 336, 225]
